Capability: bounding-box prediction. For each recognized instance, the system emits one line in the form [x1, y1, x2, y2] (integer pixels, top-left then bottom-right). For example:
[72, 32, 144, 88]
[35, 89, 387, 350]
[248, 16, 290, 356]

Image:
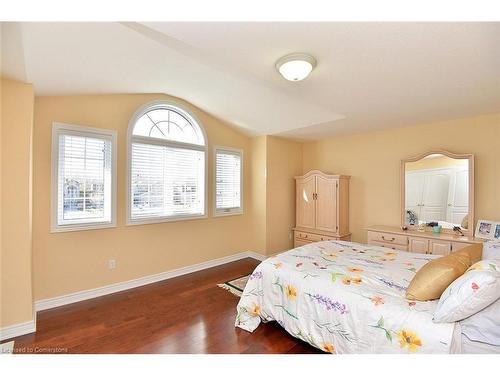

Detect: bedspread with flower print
[235, 240, 456, 354]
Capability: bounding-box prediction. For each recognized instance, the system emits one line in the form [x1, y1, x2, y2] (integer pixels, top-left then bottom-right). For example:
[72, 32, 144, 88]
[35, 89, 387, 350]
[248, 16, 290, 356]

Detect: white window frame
[51, 122, 117, 233]
[213, 146, 243, 217]
[126, 100, 208, 226]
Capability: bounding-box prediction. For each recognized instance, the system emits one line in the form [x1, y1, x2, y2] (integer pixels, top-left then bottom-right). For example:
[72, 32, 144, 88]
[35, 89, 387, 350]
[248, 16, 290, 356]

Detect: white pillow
[433, 260, 500, 323]
[482, 241, 500, 260]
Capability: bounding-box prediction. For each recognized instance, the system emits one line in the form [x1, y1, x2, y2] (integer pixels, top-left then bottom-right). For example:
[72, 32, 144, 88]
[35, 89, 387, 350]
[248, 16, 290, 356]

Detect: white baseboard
[246, 251, 267, 261]
[0, 319, 36, 341]
[35, 250, 266, 312]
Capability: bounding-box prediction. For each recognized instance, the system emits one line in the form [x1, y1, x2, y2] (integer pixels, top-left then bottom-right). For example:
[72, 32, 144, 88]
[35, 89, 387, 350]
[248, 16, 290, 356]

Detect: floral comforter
[235, 240, 457, 354]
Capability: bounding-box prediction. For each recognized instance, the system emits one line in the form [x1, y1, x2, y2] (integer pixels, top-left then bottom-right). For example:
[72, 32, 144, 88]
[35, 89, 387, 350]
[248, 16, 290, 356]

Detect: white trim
[35, 251, 266, 312]
[50, 221, 117, 233]
[246, 251, 267, 261]
[126, 100, 208, 226]
[0, 319, 36, 341]
[213, 146, 244, 217]
[51, 122, 117, 233]
[127, 213, 208, 227]
[132, 135, 206, 152]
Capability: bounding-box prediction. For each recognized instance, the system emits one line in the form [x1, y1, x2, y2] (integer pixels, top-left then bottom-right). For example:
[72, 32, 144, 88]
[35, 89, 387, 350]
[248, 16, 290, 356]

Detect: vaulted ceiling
[2, 22, 499, 139]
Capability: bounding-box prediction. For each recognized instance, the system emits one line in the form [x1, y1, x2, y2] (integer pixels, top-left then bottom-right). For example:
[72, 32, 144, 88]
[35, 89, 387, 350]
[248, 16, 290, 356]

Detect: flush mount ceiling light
[275, 53, 317, 81]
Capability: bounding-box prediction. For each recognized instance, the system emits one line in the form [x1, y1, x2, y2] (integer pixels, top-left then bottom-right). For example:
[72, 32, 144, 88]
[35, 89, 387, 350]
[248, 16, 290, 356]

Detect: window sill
[126, 214, 208, 226]
[213, 210, 243, 218]
[51, 222, 116, 233]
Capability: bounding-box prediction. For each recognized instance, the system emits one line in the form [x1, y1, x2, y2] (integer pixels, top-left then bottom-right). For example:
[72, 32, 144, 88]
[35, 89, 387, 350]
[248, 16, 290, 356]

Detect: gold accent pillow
[453, 243, 482, 264]
[406, 252, 472, 301]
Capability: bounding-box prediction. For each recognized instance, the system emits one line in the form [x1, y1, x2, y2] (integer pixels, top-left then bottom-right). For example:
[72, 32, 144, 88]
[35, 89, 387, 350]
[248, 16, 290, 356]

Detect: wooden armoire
[293, 170, 350, 247]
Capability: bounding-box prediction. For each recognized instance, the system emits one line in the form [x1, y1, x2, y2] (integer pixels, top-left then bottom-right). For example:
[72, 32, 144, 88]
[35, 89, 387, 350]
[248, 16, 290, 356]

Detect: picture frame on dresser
[495, 224, 500, 240]
[475, 220, 498, 240]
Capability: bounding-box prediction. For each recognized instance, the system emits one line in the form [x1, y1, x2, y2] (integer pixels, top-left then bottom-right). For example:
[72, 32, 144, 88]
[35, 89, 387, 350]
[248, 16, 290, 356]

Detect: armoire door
[315, 176, 337, 232]
[296, 175, 316, 229]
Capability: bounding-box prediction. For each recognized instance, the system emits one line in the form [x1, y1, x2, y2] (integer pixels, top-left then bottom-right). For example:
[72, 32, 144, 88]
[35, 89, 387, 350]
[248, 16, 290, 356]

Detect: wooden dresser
[293, 170, 351, 247]
[366, 225, 484, 255]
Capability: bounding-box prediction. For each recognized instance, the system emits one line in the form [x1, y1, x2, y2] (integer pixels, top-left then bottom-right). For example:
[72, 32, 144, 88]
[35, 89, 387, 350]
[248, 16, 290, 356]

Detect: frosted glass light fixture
[275, 53, 317, 81]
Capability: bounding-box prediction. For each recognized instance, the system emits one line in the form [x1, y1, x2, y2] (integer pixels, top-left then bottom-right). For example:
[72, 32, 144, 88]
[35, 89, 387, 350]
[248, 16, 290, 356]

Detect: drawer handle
[382, 236, 395, 242]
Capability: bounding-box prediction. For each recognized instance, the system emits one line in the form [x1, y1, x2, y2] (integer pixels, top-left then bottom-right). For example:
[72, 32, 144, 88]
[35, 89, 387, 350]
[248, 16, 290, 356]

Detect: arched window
[127, 101, 207, 224]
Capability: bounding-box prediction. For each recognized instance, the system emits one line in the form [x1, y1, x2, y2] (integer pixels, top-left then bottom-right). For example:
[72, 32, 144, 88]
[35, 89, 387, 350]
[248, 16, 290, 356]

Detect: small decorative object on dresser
[406, 209, 418, 225]
[432, 225, 442, 234]
[293, 170, 350, 247]
[475, 220, 500, 240]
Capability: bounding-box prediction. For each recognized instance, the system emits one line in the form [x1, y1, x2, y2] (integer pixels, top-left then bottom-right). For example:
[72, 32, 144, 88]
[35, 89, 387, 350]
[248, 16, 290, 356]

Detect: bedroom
[1, 1, 499, 373]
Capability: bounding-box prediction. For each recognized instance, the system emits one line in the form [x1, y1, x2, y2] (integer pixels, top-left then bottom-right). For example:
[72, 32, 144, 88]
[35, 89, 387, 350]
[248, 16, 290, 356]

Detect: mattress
[450, 321, 500, 354]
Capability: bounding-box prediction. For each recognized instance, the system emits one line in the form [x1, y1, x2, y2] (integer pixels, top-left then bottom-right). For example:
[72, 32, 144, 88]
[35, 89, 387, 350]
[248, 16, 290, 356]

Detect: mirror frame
[400, 149, 475, 235]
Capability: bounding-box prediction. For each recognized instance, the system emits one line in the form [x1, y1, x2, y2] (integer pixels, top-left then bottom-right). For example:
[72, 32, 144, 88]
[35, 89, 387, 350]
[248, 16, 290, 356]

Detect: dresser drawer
[295, 230, 335, 242]
[367, 231, 408, 246]
[368, 240, 408, 251]
[429, 239, 451, 256]
[409, 237, 429, 254]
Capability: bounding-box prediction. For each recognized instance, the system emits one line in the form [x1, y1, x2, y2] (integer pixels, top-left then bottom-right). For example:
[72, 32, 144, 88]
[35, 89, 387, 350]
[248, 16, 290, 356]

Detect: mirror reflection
[404, 153, 469, 229]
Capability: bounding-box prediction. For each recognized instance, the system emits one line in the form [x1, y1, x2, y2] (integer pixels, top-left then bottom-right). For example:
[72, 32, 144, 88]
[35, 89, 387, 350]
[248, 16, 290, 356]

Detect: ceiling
[1, 22, 499, 139]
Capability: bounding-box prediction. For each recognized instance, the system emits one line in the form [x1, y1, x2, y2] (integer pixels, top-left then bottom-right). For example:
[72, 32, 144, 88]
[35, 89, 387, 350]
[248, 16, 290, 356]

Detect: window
[128, 101, 207, 224]
[214, 147, 243, 216]
[51, 123, 117, 232]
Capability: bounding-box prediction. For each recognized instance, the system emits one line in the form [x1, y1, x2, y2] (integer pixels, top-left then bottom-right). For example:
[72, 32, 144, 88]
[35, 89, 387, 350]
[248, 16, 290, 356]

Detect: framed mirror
[401, 150, 474, 234]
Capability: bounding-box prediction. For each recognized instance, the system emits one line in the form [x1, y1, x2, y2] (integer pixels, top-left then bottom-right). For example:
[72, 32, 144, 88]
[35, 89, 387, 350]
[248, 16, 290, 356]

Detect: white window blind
[52, 124, 116, 231]
[128, 103, 207, 223]
[131, 143, 205, 220]
[215, 148, 242, 215]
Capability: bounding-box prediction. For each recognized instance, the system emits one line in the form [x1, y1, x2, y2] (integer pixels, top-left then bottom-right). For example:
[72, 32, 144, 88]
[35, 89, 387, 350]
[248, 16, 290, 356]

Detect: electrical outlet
[108, 259, 116, 269]
[289, 231, 293, 240]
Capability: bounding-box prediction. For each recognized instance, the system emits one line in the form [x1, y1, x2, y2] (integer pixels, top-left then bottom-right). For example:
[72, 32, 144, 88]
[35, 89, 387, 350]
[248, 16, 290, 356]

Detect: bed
[235, 240, 466, 354]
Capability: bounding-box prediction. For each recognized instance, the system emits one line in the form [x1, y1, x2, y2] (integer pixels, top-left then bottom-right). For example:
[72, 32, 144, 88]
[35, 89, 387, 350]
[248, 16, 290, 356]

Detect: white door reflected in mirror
[404, 153, 469, 230]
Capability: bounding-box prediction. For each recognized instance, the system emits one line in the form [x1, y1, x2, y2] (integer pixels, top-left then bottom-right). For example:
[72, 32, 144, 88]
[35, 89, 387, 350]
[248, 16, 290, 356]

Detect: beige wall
[250, 136, 267, 253]
[248, 135, 303, 256]
[1, 78, 35, 327]
[266, 136, 302, 254]
[302, 113, 500, 243]
[33, 94, 260, 300]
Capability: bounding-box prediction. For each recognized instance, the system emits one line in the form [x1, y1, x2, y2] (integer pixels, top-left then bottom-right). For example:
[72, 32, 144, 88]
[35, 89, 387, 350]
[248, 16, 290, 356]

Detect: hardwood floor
[7, 258, 321, 354]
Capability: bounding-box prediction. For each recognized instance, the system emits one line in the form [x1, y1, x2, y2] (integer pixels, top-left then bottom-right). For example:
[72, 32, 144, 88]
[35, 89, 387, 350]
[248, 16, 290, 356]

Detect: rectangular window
[214, 147, 242, 216]
[52, 123, 116, 232]
[130, 143, 206, 222]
